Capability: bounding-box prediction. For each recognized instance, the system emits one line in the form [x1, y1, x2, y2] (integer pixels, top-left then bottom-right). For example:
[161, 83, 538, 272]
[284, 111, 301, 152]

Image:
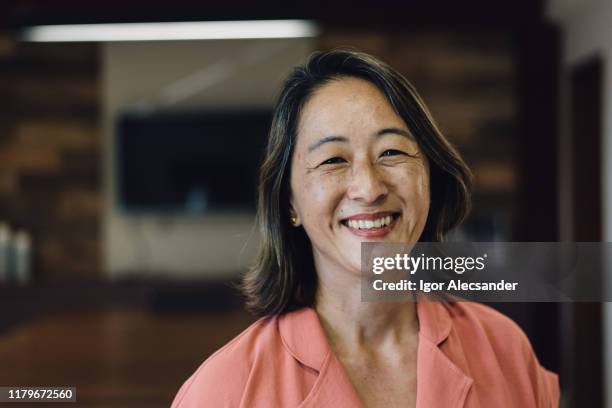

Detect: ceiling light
[21, 20, 319, 42]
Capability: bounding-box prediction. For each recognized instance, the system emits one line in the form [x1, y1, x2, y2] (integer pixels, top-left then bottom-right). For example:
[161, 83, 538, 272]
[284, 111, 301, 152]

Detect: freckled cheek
[301, 177, 346, 224]
[390, 167, 430, 212]
[413, 173, 430, 202]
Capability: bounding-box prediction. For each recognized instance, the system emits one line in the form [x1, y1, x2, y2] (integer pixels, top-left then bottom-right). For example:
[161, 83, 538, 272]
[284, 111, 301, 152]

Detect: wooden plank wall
[0, 34, 101, 282]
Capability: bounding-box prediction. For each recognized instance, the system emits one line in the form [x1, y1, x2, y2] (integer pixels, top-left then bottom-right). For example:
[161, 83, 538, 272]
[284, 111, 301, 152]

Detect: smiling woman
[171, 50, 559, 408]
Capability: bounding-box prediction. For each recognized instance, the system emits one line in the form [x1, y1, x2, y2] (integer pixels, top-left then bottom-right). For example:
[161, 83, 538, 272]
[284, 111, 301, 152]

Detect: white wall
[547, 0, 612, 405]
[101, 39, 315, 279]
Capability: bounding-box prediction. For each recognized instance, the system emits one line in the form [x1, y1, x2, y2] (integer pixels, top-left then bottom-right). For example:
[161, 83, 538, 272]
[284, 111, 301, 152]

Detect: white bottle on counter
[0, 223, 10, 283]
[12, 229, 32, 285]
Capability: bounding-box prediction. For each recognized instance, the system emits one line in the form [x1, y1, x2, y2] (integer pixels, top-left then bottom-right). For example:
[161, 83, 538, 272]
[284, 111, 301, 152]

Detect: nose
[346, 160, 388, 204]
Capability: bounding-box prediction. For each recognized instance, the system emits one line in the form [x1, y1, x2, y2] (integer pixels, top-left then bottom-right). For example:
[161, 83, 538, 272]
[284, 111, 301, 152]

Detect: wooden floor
[0, 309, 254, 407]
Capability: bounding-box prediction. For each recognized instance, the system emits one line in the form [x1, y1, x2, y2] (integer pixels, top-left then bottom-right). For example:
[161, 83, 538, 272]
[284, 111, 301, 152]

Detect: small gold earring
[290, 216, 298, 226]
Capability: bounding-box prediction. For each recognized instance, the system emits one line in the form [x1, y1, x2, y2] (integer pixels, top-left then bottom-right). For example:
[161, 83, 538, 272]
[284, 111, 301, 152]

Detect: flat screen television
[116, 110, 271, 214]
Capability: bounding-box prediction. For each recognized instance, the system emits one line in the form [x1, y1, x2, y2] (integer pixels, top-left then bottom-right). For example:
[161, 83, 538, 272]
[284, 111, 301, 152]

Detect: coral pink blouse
[171, 301, 559, 407]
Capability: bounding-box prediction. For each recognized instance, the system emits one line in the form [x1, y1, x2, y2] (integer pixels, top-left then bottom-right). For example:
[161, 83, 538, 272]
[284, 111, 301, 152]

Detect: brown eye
[381, 149, 406, 157]
[320, 157, 346, 166]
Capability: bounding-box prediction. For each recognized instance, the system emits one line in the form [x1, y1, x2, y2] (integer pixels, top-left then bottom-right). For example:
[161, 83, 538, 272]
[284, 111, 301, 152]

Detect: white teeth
[346, 215, 394, 230]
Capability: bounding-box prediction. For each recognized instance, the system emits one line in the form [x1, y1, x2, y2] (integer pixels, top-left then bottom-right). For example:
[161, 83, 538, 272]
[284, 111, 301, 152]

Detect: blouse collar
[278, 299, 452, 372]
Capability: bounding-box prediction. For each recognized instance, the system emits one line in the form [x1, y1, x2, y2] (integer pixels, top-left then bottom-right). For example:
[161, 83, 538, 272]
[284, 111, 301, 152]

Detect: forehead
[296, 77, 406, 142]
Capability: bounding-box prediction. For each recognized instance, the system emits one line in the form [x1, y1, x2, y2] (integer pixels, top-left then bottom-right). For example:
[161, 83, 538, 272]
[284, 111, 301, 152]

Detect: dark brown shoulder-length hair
[241, 49, 472, 317]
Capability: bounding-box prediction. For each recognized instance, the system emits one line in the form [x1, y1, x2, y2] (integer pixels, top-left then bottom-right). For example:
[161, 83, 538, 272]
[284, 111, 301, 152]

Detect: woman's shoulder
[442, 301, 560, 405]
[445, 301, 524, 332]
[444, 301, 533, 352]
[171, 314, 280, 408]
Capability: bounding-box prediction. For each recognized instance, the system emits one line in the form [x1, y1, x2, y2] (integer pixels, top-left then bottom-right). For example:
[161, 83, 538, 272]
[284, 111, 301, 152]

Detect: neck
[313, 258, 419, 355]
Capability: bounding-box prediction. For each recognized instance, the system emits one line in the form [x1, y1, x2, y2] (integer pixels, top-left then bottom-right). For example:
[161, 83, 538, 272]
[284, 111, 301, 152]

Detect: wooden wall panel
[0, 34, 101, 282]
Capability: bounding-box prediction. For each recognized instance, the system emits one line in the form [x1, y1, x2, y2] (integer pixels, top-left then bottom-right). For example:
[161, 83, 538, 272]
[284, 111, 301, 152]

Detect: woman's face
[289, 77, 430, 276]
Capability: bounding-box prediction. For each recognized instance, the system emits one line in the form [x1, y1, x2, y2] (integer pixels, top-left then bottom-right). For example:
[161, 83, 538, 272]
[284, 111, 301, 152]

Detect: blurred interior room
[0, 0, 609, 406]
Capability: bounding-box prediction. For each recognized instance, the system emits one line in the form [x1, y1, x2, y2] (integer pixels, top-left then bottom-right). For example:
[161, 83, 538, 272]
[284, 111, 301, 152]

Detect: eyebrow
[376, 127, 413, 140]
[307, 135, 348, 153]
[307, 127, 413, 153]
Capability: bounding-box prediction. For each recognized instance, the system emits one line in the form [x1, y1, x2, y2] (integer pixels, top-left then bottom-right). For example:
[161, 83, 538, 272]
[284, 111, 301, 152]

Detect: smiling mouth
[340, 212, 401, 230]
